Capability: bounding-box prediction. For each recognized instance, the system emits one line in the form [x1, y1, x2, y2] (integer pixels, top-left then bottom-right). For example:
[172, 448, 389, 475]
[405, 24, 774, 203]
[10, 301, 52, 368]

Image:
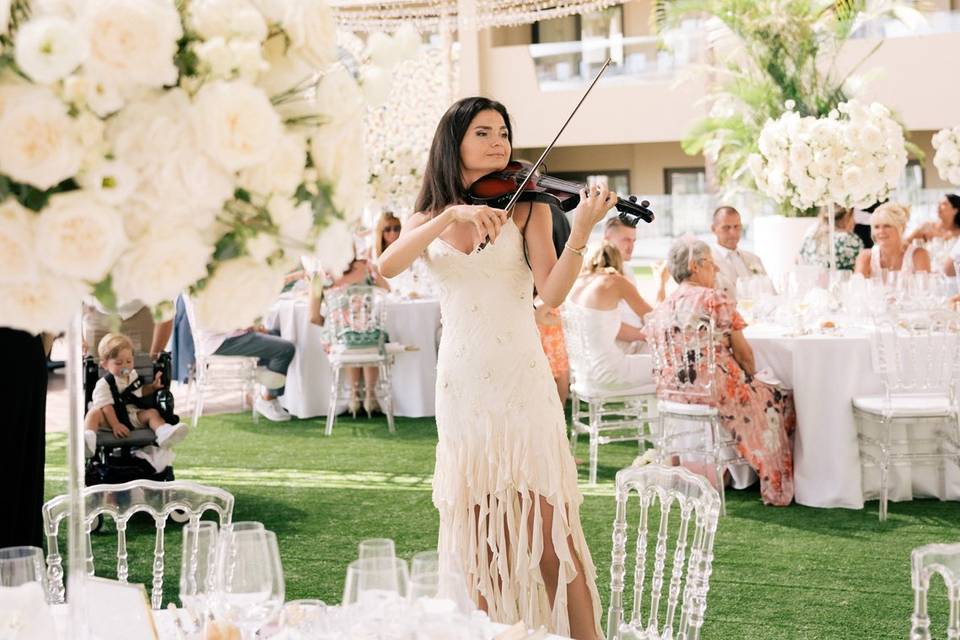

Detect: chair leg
[715, 462, 727, 517]
[879, 459, 889, 522]
[192, 379, 205, 429]
[588, 401, 599, 485]
[325, 366, 341, 437]
[379, 362, 395, 434]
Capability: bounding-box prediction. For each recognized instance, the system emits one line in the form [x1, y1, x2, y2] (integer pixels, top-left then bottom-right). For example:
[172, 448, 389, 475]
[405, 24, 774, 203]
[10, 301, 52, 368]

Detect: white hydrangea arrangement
[749, 99, 908, 211]
[0, 0, 402, 334]
[932, 126, 960, 186]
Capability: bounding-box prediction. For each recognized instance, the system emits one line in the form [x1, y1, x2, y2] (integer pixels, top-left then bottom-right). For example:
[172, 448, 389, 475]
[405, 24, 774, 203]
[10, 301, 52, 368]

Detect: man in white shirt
[710, 206, 767, 298]
[603, 217, 645, 342]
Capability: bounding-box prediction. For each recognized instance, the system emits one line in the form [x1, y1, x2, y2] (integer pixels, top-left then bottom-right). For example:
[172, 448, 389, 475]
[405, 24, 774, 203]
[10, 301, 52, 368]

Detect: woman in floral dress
[646, 238, 796, 506]
[797, 205, 863, 270]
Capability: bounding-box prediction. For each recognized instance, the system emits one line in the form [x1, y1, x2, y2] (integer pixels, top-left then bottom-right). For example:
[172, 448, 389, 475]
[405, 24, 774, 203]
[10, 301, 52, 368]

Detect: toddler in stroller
[84, 333, 188, 485]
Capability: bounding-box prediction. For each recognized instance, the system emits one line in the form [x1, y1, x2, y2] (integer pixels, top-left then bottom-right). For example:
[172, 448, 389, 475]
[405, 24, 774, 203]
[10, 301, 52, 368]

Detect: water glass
[344, 557, 409, 608]
[0, 546, 46, 589]
[410, 550, 439, 578]
[224, 521, 266, 534]
[280, 599, 327, 635]
[358, 538, 395, 560]
[408, 571, 474, 614]
[179, 522, 218, 622]
[214, 529, 285, 640]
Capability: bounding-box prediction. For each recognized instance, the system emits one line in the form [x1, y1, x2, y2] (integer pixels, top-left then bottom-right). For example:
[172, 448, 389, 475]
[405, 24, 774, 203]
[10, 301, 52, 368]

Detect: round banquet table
[266, 296, 442, 419]
[744, 323, 960, 508]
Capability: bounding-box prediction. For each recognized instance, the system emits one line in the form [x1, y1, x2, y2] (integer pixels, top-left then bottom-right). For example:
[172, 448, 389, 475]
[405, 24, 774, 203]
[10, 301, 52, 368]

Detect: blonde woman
[854, 203, 931, 278]
[797, 206, 864, 270]
[374, 211, 402, 258]
[566, 242, 655, 390]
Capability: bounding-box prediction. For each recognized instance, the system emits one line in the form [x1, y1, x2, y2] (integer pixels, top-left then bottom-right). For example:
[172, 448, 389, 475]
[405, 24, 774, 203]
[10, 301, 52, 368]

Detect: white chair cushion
[329, 346, 385, 365]
[657, 399, 718, 417]
[852, 394, 954, 418]
[573, 382, 656, 400]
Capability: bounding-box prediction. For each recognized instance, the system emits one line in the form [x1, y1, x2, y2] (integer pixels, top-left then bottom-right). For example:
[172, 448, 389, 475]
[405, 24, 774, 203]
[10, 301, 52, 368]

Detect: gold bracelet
[565, 242, 586, 257]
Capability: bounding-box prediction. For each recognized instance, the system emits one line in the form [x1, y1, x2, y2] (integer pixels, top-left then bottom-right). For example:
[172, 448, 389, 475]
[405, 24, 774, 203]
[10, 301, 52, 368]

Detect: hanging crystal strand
[828, 202, 837, 274]
[67, 311, 90, 638]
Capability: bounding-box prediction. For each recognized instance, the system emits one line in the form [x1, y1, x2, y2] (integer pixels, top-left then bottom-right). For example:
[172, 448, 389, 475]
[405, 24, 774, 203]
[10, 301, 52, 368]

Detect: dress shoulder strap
[902, 242, 918, 275]
[870, 244, 881, 277]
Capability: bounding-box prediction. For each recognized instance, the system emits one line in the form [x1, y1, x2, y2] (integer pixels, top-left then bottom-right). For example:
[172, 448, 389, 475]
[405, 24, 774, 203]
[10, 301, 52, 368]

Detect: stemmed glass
[179, 522, 218, 631]
[0, 546, 46, 589]
[214, 529, 285, 640]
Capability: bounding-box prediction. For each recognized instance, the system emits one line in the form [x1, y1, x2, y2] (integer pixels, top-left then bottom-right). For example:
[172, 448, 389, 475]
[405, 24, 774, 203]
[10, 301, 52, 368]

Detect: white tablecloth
[745, 323, 960, 508]
[266, 297, 442, 419]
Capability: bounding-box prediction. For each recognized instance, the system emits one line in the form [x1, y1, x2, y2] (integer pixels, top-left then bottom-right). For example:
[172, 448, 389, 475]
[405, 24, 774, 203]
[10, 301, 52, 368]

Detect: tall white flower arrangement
[932, 126, 960, 186]
[0, 0, 388, 334]
[749, 99, 907, 212]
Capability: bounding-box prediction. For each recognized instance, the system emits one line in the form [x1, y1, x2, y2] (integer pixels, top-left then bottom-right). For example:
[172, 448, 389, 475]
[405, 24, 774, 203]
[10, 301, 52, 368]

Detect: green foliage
[0, 174, 77, 211]
[657, 0, 916, 205]
[91, 275, 117, 314]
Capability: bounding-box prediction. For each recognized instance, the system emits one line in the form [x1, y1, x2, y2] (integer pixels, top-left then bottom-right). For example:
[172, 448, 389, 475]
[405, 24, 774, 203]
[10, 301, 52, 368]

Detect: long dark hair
[947, 193, 960, 228]
[414, 96, 513, 215]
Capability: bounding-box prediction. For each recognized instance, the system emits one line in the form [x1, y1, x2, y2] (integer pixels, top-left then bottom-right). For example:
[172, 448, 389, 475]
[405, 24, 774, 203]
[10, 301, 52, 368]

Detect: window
[899, 159, 924, 193]
[532, 6, 624, 81]
[664, 168, 707, 195]
[551, 170, 630, 197]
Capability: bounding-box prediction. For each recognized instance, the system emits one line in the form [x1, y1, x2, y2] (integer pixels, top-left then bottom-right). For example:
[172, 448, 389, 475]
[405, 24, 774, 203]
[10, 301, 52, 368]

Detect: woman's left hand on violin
[571, 184, 617, 238]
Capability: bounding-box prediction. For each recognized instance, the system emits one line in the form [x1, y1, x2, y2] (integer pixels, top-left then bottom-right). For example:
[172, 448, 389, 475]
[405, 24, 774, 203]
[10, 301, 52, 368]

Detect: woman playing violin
[378, 97, 613, 639]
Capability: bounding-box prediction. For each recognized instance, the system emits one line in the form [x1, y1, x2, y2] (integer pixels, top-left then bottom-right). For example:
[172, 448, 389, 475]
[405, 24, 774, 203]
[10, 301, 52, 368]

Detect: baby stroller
[82, 351, 180, 488]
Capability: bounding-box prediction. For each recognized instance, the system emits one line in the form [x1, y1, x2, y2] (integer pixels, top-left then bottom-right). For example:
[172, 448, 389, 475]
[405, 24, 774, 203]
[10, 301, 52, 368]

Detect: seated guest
[854, 202, 931, 278]
[374, 211, 402, 258]
[182, 295, 295, 422]
[710, 206, 767, 298]
[567, 242, 655, 391]
[797, 205, 864, 270]
[645, 238, 795, 506]
[534, 296, 569, 405]
[907, 194, 960, 245]
[602, 216, 668, 348]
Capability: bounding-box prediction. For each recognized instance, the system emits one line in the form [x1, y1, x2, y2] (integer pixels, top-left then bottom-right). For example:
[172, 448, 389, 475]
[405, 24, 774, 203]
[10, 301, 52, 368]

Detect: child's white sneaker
[155, 423, 188, 449]
[84, 431, 98, 458]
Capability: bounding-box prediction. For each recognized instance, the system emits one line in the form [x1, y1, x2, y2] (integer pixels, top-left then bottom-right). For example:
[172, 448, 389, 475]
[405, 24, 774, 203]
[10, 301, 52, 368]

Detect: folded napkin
[753, 367, 786, 388]
[0, 582, 56, 640]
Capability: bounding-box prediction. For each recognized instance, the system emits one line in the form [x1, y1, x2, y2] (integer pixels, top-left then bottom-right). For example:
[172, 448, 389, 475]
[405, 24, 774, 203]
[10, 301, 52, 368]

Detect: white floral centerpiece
[749, 99, 907, 212]
[932, 126, 960, 186]
[0, 0, 396, 334]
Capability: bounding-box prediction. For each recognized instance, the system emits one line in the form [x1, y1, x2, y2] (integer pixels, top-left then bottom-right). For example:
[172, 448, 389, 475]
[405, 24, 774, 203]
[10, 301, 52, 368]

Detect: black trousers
[0, 329, 47, 548]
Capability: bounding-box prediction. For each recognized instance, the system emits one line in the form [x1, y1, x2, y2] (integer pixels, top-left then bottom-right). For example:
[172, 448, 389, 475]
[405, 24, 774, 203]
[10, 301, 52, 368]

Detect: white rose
[246, 232, 279, 263]
[0, 87, 84, 189]
[80, 0, 182, 89]
[194, 257, 285, 332]
[189, 0, 267, 42]
[69, 75, 124, 117]
[257, 34, 314, 97]
[393, 24, 421, 60]
[195, 37, 235, 78]
[0, 274, 87, 334]
[80, 159, 139, 205]
[193, 80, 283, 172]
[231, 39, 268, 80]
[365, 32, 398, 70]
[315, 66, 364, 126]
[310, 117, 365, 184]
[0, 200, 38, 283]
[268, 196, 314, 244]
[112, 233, 214, 307]
[239, 131, 306, 197]
[14, 16, 88, 84]
[313, 218, 355, 278]
[0, 0, 9, 35]
[360, 65, 392, 107]
[108, 89, 193, 167]
[788, 141, 813, 169]
[276, 0, 337, 67]
[35, 191, 127, 282]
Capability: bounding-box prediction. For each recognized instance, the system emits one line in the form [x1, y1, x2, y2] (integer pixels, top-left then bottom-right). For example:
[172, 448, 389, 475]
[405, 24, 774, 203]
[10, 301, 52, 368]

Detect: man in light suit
[710, 206, 767, 298]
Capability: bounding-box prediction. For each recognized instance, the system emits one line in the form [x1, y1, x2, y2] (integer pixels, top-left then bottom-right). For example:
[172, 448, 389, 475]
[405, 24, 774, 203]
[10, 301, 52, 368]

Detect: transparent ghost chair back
[644, 308, 717, 406]
[607, 465, 721, 640]
[910, 543, 960, 640]
[325, 285, 388, 353]
[41, 479, 234, 609]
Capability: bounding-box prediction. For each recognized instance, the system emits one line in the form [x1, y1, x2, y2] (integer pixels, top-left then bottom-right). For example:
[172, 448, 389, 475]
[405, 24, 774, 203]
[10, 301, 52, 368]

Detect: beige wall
[913, 130, 953, 190]
[517, 141, 704, 194]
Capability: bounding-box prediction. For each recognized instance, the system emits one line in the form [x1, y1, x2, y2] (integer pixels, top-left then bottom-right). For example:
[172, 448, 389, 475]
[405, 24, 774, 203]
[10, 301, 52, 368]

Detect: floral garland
[932, 126, 960, 187]
[0, 0, 402, 334]
[749, 99, 907, 212]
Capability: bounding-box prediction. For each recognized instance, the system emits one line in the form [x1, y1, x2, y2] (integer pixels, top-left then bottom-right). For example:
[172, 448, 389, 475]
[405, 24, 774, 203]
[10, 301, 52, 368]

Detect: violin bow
[502, 57, 613, 214]
[477, 58, 612, 251]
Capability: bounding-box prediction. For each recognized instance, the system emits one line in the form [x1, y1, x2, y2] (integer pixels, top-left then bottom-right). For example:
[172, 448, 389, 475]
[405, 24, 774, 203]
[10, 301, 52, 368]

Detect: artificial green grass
[44, 414, 958, 639]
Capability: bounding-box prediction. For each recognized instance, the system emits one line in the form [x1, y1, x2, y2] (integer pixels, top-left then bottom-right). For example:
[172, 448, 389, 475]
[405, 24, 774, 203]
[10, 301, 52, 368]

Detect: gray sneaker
[254, 397, 292, 422]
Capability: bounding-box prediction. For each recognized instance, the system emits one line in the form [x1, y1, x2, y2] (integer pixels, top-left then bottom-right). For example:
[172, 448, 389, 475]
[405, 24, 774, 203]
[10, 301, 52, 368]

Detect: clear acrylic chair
[187, 353, 259, 428]
[560, 304, 658, 485]
[41, 479, 234, 609]
[852, 311, 960, 521]
[910, 542, 960, 639]
[644, 311, 749, 516]
[323, 285, 397, 436]
[607, 464, 721, 640]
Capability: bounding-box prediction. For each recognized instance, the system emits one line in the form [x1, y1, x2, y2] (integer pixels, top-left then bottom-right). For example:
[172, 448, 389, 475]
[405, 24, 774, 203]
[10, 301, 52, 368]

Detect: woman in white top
[567, 242, 654, 390]
[854, 202, 931, 278]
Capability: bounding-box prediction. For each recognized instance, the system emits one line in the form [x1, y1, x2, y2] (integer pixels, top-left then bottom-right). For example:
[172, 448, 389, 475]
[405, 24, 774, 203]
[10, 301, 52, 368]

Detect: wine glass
[179, 522, 218, 629]
[354, 557, 409, 608]
[0, 546, 46, 589]
[280, 599, 327, 635]
[214, 529, 285, 640]
[358, 538, 395, 560]
[736, 278, 755, 323]
[408, 571, 474, 615]
[410, 550, 439, 579]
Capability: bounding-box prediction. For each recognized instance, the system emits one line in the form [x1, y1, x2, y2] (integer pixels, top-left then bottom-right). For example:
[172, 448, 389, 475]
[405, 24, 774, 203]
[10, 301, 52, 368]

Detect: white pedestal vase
[750, 215, 818, 290]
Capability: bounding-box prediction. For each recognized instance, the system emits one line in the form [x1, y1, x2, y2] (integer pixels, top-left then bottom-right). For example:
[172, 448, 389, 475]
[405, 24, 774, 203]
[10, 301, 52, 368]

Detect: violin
[468, 160, 654, 227]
